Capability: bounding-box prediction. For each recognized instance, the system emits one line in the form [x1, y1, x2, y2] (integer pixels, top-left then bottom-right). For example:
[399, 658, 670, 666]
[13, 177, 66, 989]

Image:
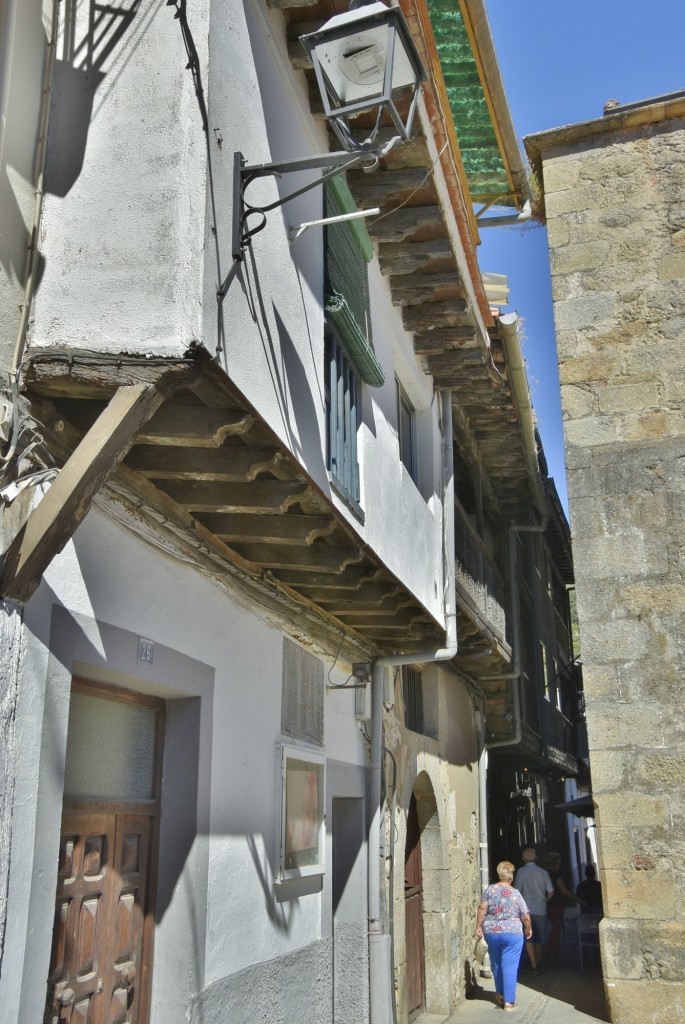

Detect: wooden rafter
[2, 382, 173, 602]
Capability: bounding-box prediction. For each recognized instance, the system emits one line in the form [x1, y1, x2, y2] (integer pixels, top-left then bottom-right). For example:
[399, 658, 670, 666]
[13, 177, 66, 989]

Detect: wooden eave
[10, 350, 446, 654]
[278, 0, 540, 523]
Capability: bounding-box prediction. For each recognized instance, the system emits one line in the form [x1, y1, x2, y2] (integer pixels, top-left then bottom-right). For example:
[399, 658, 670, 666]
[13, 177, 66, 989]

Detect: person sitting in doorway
[514, 847, 554, 973]
[576, 864, 603, 916]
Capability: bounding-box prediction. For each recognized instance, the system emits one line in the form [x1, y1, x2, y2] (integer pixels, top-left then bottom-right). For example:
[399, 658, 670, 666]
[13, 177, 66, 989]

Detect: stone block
[595, 828, 637, 871]
[546, 217, 570, 247]
[613, 657, 685, 704]
[602, 867, 676, 921]
[564, 444, 592, 470]
[599, 206, 641, 229]
[594, 792, 666, 829]
[554, 326, 584, 360]
[422, 912, 452, 1016]
[622, 411, 679, 443]
[579, 619, 648, 662]
[657, 251, 685, 281]
[567, 493, 606, 539]
[545, 182, 607, 217]
[585, 746, 631, 789]
[422, 867, 451, 913]
[625, 343, 685, 381]
[575, 582, 624, 624]
[600, 919, 647, 981]
[598, 380, 660, 414]
[619, 582, 685, 618]
[551, 272, 583, 303]
[662, 377, 685, 404]
[640, 752, 685, 789]
[558, 352, 623, 385]
[602, 919, 685, 985]
[551, 240, 612, 275]
[561, 383, 597, 421]
[573, 535, 667, 582]
[586, 701, 663, 750]
[542, 157, 586, 193]
[554, 290, 616, 331]
[596, 492, 670, 540]
[564, 415, 618, 448]
[605, 978, 685, 1024]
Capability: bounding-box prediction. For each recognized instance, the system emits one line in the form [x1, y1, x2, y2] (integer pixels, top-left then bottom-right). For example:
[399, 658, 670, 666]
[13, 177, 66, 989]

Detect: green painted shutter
[324, 179, 385, 388]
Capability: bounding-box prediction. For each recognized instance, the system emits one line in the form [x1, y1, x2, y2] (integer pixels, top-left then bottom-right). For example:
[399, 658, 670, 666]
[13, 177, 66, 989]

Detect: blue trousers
[484, 932, 524, 1004]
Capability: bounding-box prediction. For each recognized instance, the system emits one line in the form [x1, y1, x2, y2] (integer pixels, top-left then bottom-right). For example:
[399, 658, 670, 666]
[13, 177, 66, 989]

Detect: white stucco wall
[0, 0, 47, 369]
[30, 0, 208, 355]
[0, 506, 368, 1023]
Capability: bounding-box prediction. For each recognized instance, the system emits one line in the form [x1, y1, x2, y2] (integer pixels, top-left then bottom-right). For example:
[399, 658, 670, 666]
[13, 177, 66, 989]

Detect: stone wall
[532, 114, 685, 1023]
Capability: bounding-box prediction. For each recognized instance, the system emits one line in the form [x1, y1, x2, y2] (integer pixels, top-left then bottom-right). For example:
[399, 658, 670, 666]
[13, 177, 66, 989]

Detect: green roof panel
[427, 0, 514, 206]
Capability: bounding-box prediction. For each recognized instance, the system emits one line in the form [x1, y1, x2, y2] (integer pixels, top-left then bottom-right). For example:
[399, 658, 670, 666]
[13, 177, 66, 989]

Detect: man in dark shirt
[576, 864, 603, 915]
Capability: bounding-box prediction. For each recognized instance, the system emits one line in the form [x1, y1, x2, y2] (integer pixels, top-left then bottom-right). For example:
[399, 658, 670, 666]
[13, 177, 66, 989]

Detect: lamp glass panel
[312, 23, 416, 107]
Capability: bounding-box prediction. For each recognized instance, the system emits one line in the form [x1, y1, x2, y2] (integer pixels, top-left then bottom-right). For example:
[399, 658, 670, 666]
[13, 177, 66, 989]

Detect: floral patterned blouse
[480, 883, 529, 935]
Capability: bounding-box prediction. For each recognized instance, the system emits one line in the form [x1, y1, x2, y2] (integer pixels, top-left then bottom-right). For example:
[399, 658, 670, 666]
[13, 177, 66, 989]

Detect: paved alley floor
[435, 965, 609, 1024]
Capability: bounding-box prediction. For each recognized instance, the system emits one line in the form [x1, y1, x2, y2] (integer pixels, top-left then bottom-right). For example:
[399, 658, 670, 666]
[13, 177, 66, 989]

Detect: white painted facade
[0, 0, 488, 1021]
[2, 508, 369, 1022]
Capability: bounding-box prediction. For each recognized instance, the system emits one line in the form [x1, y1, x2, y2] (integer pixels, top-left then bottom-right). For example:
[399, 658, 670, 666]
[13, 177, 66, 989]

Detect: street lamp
[224, 0, 426, 284]
[300, 0, 426, 152]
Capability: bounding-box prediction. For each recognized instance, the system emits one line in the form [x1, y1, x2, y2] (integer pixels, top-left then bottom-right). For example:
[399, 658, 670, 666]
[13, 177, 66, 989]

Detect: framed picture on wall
[278, 743, 326, 880]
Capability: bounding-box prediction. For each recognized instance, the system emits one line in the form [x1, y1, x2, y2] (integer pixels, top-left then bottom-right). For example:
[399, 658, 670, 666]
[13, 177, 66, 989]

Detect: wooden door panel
[104, 816, 151, 1024]
[46, 813, 115, 1024]
[404, 795, 425, 1020]
[46, 813, 152, 1024]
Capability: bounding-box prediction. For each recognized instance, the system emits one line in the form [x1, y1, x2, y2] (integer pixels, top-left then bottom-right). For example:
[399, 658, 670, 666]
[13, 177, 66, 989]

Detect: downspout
[368, 391, 458, 1024]
[482, 310, 548, 748]
[498, 312, 548, 521]
[477, 200, 532, 229]
[476, 707, 492, 977]
[474, 313, 551, 911]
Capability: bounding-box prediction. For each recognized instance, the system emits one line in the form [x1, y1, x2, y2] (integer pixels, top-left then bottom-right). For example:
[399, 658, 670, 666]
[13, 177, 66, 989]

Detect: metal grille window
[325, 328, 361, 506]
[403, 666, 424, 734]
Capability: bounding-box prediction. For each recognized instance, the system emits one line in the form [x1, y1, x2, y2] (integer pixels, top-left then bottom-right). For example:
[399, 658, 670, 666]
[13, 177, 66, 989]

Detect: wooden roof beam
[2, 383, 168, 603]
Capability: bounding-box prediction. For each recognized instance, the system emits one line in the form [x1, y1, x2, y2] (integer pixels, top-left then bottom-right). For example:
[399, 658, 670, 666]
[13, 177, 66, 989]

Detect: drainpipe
[476, 711, 492, 978]
[367, 391, 458, 1024]
[477, 200, 532, 229]
[482, 309, 550, 749]
[498, 313, 548, 521]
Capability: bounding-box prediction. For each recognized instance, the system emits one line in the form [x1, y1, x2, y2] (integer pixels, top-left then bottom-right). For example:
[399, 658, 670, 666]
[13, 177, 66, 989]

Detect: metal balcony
[454, 499, 508, 649]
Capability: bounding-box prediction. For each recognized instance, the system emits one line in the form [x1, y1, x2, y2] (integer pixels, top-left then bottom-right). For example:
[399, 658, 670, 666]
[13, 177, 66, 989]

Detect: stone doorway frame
[399, 770, 451, 1021]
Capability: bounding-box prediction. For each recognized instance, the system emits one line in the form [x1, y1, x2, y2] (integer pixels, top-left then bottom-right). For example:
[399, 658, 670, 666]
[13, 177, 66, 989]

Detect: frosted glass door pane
[64, 691, 156, 799]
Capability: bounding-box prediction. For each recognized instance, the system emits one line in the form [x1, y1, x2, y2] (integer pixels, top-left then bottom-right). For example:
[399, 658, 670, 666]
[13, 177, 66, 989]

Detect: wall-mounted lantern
[299, 0, 426, 152]
[222, 1, 426, 291]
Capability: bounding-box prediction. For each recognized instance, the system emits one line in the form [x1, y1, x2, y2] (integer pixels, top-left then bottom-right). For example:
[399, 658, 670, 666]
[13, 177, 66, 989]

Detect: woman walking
[476, 861, 532, 1011]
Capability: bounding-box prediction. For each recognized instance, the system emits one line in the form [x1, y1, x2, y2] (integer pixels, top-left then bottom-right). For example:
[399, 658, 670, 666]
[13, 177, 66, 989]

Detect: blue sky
[476, 1, 685, 514]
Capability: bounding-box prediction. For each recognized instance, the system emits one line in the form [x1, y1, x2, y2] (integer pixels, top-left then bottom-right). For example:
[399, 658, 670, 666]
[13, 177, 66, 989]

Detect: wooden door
[404, 794, 425, 1020]
[45, 810, 152, 1024]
